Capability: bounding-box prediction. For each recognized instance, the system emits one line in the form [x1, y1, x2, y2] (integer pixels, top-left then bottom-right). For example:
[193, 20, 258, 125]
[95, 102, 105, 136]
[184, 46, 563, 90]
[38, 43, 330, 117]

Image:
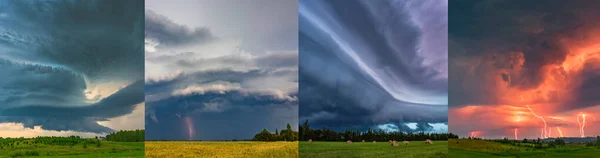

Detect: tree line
[586, 136, 600, 147]
[252, 123, 299, 141]
[105, 129, 145, 142]
[298, 120, 458, 142]
[0, 136, 100, 149]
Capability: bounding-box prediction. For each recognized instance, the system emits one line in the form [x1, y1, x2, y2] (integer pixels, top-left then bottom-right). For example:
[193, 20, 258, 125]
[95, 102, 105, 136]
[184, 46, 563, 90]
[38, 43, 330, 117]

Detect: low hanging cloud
[0, 0, 144, 135]
[299, 0, 448, 133]
[144, 4, 298, 140]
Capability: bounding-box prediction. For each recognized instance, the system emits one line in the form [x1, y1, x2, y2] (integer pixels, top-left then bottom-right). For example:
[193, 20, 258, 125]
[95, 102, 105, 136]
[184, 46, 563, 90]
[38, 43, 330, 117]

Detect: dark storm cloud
[0, 0, 144, 133]
[145, 9, 214, 47]
[449, 0, 600, 109]
[299, 0, 448, 132]
[0, 80, 144, 118]
[0, 116, 113, 134]
[144, 68, 298, 140]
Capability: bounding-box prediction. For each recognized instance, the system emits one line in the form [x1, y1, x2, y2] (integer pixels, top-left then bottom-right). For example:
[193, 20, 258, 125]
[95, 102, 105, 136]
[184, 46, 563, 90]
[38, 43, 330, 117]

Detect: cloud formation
[144, 0, 298, 140]
[299, 0, 448, 133]
[0, 0, 144, 136]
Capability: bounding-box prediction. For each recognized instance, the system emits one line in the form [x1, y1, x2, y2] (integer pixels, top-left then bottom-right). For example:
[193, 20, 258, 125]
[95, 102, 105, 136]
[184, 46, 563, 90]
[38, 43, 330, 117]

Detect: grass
[145, 141, 298, 158]
[449, 138, 600, 158]
[0, 141, 144, 158]
[299, 141, 448, 158]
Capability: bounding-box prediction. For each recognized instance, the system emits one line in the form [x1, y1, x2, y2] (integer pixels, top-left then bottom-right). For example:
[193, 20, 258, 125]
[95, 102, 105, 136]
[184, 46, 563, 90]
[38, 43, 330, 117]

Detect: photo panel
[299, 0, 449, 157]
[144, 0, 299, 157]
[0, 0, 145, 157]
[449, 0, 600, 157]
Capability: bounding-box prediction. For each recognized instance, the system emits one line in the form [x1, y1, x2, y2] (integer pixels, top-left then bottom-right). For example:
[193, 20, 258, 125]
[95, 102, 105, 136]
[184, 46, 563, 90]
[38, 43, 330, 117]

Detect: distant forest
[0, 129, 144, 149]
[105, 129, 145, 142]
[298, 120, 458, 142]
[252, 123, 299, 142]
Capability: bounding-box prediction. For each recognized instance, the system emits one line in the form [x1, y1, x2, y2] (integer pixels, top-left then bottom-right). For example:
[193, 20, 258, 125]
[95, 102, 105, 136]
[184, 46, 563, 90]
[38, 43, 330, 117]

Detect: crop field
[0, 140, 144, 158]
[299, 141, 448, 158]
[449, 139, 600, 157]
[144, 141, 298, 158]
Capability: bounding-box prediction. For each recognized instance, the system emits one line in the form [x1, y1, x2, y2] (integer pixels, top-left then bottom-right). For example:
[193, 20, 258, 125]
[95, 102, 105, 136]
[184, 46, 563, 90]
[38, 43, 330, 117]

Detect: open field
[145, 141, 298, 158]
[449, 139, 600, 158]
[0, 141, 144, 158]
[299, 141, 448, 158]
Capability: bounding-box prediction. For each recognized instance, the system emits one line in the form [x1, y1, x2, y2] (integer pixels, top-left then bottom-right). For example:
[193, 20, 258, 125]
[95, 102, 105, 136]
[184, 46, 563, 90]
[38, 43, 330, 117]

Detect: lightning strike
[184, 116, 194, 140]
[526, 105, 548, 138]
[577, 113, 592, 138]
[557, 127, 564, 138]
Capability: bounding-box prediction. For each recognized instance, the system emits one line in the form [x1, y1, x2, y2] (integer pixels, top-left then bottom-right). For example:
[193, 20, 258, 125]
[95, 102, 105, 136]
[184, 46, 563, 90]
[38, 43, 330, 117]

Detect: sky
[299, 0, 448, 133]
[0, 0, 145, 138]
[144, 0, 298, 140]
[449, 0, 600, 139]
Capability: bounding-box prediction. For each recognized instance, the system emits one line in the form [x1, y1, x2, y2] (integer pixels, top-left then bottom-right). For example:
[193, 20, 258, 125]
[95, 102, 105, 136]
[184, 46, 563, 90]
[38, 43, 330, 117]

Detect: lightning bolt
[577, 113, 588, 138]
[514, 128, 518, 140]
[526, 105, 548, 138]
[557, 127, 563, 138]
[184, 116, 194, 140]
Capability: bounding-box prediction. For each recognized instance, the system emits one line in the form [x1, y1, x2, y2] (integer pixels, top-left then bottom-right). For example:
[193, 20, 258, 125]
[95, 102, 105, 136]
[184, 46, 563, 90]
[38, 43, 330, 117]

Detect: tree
[252, 129, 274, 142]
[275, 128, 280, 141]
[105, 130, 144, 142]
[523, 138, 528, 143]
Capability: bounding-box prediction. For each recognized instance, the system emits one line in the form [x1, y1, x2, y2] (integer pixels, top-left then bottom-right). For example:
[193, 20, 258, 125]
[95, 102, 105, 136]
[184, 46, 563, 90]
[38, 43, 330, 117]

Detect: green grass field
[0, 141, 144, 158]
[145, 141, 298, 158]
[449, 139, 600, 158]
[299, 141, 448, 158]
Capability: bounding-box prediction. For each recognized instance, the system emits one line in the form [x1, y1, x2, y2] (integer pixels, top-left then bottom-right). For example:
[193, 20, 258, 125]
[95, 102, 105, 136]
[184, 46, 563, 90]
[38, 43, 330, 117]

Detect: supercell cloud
[0, 0, 144, 135]
[299, 0, 448, 133]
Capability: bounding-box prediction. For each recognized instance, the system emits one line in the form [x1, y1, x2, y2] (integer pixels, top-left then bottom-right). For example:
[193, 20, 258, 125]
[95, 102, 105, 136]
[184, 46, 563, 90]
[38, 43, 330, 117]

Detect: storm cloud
[0, 0, 144, 135]
[299, 0, 448, 133]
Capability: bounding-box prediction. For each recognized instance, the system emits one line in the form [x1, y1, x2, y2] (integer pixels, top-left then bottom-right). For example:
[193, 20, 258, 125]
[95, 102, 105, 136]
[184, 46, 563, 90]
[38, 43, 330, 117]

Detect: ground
[0, 141, 144, 158]
[144, 141, 298, 158]
[299, 141, 448, 158]
[449, 138, 600, 158]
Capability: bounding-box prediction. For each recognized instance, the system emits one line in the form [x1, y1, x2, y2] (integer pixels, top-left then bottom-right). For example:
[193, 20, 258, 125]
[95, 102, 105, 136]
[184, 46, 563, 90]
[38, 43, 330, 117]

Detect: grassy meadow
[299, 141, 448, 158]
[449, 138, 600, 157]
[144, 141, 298, 158]
[0, 140, 144, 158]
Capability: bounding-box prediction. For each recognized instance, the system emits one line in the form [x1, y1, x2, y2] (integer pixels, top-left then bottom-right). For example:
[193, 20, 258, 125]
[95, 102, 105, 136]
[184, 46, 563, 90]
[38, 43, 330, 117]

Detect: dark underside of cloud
[299, 0, 448, 132]
[145, 91, 297, 140]
[449, 0, 600, 110]
[144, 68, 298, 140]
[0, 0, 144, 134]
